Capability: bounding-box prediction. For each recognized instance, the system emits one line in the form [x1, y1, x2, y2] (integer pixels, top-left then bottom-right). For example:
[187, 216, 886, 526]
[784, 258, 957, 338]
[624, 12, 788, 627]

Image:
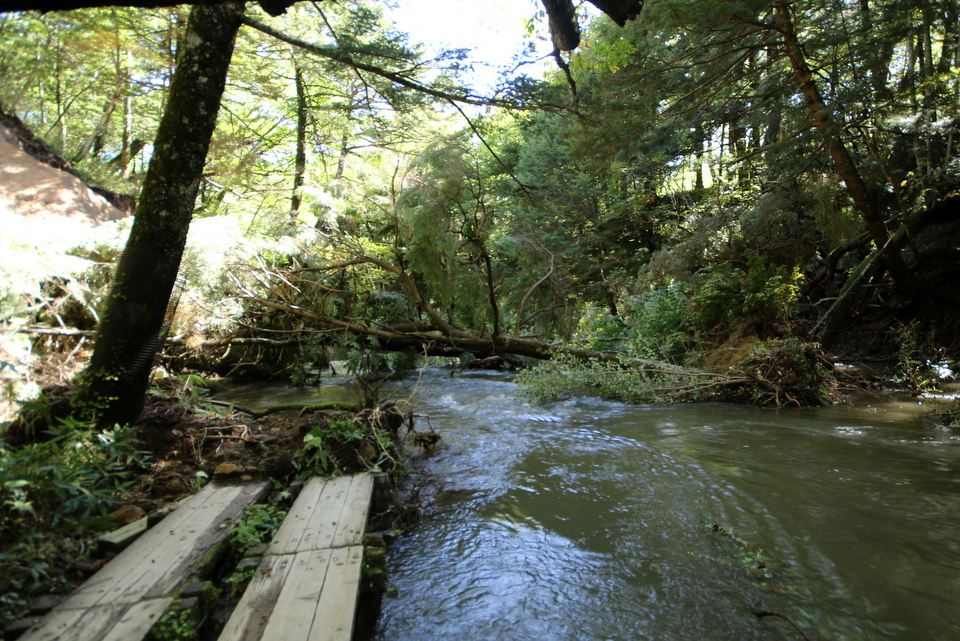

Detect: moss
[360, 539, 388, 592]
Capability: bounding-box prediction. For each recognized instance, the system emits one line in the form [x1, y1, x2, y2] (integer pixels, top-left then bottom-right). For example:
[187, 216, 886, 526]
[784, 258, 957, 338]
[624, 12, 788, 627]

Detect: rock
[213, 463, 244, 476]
[109, 504, 145, 526]
[152, 475, 188, 498]
[359, 440, 379, 464]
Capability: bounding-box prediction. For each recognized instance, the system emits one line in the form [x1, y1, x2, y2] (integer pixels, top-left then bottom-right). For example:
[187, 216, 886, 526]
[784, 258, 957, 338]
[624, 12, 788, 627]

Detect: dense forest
[1, 0, 959, 621]
[3, 0, 959, 417]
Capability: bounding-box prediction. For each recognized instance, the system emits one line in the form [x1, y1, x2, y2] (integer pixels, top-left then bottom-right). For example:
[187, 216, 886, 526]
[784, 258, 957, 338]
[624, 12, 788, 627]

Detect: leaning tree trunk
[774, 1, 925, 299]
[72, 2, 244, 427]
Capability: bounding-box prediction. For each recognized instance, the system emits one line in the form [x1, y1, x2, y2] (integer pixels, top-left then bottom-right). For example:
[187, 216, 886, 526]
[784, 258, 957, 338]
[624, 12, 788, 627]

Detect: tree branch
[241, 16, 551, 112]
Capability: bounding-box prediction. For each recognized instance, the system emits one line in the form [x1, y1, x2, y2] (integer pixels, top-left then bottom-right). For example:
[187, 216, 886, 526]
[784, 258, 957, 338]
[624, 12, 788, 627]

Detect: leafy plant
[690, 257, 801, 333]
[148, 606, 198, 641]
[230, 504, 287, 551]
[621, 283, 691, 362]
[0, 416, 147, 547]
[891, 321, 948, 394]
[702, 521, 771, 581]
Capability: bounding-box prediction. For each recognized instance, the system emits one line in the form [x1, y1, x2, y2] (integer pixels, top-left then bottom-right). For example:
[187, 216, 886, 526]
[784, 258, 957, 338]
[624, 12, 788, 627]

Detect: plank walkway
[18, 481, 269, 641]
[15, 473, 375, 641]
[218, 473, 375, 641]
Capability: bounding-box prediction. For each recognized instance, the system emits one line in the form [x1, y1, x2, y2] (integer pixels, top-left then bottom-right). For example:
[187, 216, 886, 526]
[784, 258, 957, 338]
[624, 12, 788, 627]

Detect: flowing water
[368, 369, 960, 641]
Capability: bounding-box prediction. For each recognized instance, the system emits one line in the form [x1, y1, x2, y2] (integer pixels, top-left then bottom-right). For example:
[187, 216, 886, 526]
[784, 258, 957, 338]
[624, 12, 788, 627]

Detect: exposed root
[749, 601, 815, 641]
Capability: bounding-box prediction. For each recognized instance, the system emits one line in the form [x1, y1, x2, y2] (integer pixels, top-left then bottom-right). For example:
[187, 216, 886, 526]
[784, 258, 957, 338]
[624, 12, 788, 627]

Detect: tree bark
[71, 2, 244, 427]
[774, 1, 925, 297]
[290, 60, 307, 217]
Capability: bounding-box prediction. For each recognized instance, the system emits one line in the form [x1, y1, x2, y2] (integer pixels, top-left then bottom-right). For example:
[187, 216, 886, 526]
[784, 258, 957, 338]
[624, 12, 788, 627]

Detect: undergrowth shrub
[516, 354, 677, 405]
[0, 414, 147, 552]
[621, 283, 691, 362]
[690, 257, 801, 333]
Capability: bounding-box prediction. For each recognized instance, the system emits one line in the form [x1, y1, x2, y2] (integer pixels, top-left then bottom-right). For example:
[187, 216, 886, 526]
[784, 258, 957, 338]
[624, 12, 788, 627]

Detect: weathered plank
[305, 546, 363, 641]
[259, 549, 334, 641]
[56, 482, 265, 612]
[218, 473, 373, 641]
[330, 474, 374, 548]
[219, 547, 363, 641]
[19, 481, 267, 641]
[216, 554, 296, 641]
[268, 474, 373, 555]
[266, 476, 342, 555]
[13, 598, 173, 641]
[98, 517, 149, 554]
[99, 599, 175, 641]
[13, 605, 121, 641]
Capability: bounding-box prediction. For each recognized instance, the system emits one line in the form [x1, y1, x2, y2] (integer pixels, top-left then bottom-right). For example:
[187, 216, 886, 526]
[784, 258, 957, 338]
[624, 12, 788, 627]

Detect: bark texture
[775, 1, 924, 297]
[72, 2, 244, 427]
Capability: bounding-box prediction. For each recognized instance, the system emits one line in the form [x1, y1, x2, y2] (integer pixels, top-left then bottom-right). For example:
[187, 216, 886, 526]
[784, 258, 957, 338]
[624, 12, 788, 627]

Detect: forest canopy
[1, 0, 959, 422]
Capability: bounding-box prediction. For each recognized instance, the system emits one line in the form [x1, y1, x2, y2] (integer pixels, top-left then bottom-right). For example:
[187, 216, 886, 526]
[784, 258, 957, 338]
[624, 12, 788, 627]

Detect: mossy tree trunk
[72, 2, 245, 427]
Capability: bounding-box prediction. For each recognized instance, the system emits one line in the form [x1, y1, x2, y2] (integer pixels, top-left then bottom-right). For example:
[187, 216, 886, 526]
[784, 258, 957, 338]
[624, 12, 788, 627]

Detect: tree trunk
[774, 1, 925, 297]
[290, 60, 307, 217]
[72, 2, 244, 427]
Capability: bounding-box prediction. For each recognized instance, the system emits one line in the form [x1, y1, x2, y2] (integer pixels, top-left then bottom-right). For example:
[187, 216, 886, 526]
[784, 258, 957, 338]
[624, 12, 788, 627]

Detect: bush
[1, 416, 146, 549]
[690, 256, 801, 332]
[621, 283, 691, 362]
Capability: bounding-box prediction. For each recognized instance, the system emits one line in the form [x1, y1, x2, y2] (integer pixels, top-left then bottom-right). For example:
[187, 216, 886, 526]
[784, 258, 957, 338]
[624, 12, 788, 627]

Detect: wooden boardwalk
[19, 481, 269, 641]
[218, 473, 375, 641]
[14, 473, 377, 641]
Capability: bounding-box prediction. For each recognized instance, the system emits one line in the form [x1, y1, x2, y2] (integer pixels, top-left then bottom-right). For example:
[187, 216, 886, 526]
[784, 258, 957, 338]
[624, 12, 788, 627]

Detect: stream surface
[221, 369, 960, 640]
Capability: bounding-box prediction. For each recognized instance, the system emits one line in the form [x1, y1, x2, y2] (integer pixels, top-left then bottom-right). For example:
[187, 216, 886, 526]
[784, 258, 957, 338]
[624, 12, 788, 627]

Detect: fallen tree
[217, 248, 833, 406]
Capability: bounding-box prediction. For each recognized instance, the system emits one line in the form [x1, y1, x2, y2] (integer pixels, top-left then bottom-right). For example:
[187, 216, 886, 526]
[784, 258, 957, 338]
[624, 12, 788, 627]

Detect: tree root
[749, 601, 814, 641]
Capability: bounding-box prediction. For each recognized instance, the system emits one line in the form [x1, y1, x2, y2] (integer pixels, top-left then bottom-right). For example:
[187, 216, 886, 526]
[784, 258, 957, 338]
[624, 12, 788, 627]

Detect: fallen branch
[749, 601, 814, 641]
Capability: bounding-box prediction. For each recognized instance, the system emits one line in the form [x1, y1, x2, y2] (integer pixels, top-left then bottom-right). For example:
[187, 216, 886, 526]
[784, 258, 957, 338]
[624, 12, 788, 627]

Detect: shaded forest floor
[0, 367, 432, 634]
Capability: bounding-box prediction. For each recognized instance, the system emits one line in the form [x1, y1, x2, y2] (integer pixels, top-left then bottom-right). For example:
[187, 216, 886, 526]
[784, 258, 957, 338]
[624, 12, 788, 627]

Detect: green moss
[361, 540, 388, 590]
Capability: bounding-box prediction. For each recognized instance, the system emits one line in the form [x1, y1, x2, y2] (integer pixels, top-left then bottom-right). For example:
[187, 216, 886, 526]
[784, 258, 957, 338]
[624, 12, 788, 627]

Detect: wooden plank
[19, 483, 267, 641]
[140, 482, 269, 599]
[55, 482, 266, 611]
[330, 474, 374, 549]
[16, 606, 109, 641]
[55, 484, 244, 610]
[265, 477, 328, 555]
[259, 550, 334, 641]
[216, 555, 296, 641]
[100, 598, 175, 641]
[17, 604, 126, 641]
[267, 476, 350, 555]
[98, 517, 149, 554]
[268, 475, 373, 555]
[306, 546, 363, 641]
[292, 477, 351, 553]
[219, 546, 366, 641]
[218, 475, 372, 641]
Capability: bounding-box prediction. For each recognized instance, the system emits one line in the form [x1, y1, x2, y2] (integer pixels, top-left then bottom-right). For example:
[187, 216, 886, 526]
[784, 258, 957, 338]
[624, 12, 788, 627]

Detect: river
[367, 369, 960, 641]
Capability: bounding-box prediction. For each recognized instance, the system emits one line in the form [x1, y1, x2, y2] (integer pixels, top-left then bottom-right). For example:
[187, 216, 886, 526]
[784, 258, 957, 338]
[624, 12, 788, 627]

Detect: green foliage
[516, 354, 673, 405]
[0, 415, 146, 566]
[148, 606, 198, 641]
[890, 321, 949, 394]
[690, 257, 801, 332]
[296, 413, 401, 479]
[230, 503, 287, 551]
[297, 419, 367, 477]
[702, 521, 771, 582]
[621, 284, 691, 362]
